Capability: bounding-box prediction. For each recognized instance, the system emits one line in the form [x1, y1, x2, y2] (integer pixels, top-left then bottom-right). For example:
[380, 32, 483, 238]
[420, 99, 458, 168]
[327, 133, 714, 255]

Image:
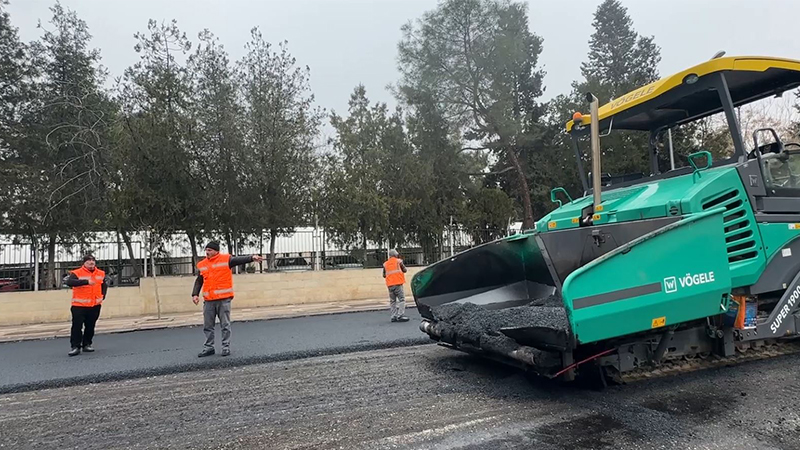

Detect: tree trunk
[361, 233, 368, 267]
[120, 230, 142, 278]
[225, 231, 233, 256]
[47, 232, 57, 290]
[506, 147, 535, 230]
[187, 230, 199, 274]
[269, 228, 278, 271]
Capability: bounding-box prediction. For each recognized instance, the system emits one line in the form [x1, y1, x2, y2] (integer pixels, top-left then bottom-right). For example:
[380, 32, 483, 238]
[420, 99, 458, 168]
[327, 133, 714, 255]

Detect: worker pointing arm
[190, 241, 264, 358]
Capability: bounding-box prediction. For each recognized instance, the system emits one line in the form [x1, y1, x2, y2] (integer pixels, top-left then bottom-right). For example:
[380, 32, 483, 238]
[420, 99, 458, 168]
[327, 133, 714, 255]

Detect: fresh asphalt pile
[430, 295, 568, 345]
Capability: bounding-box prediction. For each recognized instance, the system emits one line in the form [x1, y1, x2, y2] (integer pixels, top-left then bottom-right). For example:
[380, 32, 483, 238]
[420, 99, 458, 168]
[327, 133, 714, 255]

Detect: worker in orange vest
[64, 255, 109, 356]
[383, 249, 409, 323]
[192, 241, 264, 357]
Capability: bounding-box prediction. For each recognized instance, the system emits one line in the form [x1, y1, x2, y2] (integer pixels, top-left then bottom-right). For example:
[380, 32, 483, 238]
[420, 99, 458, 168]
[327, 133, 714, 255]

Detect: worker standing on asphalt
[383, 249, 409, 323]
[192, 241, 264, 357]
[65, 255, 109, 357]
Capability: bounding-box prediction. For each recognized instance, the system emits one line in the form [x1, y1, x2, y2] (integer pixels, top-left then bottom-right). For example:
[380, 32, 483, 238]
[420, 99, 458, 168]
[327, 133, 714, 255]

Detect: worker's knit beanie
[205, 241, 220, 252]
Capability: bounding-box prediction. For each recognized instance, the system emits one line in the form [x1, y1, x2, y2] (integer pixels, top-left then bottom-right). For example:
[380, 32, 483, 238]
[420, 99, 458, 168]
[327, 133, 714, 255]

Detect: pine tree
[186, 29, 247, 263]
[0, 0, 35, 235]
[12, 3, 116, 287]
[397, 0, 546, 229]
[322, 85, 393, 262]
[580, 0, 660, 103]
[237, 29, 322, 269]
[117, 20, 202, 263]
[561, 0, 662, 182]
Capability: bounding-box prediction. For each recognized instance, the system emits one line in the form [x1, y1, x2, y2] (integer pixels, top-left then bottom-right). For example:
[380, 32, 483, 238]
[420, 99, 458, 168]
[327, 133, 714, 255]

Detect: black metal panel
[749, 236, 800, 295]
[756, 197, 800, 213]
[737, 161, 767, 212]
[537, 217, 680, 287]
[573, 283, 662, 310]
[715, 72, 747, 160]
[754, 213, 800, 223]
[570, 135, 589, 194]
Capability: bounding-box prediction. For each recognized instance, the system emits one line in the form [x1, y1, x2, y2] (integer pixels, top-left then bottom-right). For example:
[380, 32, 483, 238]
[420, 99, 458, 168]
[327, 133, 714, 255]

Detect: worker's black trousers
[70, 305, 102, 349]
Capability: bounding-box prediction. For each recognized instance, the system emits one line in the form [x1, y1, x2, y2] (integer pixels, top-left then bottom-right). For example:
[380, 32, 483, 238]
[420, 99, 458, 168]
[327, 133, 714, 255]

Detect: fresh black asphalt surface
[3, 344, 800, 449]
[6, 307, 800, 449]
[0, 308, 426, 393]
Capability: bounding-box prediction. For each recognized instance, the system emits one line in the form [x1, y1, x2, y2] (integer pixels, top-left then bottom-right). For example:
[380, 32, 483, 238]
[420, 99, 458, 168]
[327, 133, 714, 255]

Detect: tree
[462, 187, 514, 244]
[397, 0, 546, 229]
[548, 0, 662, 193]
[321, 85, 393, 262]
[403, 92, 485, 262]
[237, 29, 322, 269]
[187, 29, 247, 263]
[117, 20, 203, 267]
[579, 0, 660, 104]
[0, 0, 36, 235]
[8, 3, 115, 288]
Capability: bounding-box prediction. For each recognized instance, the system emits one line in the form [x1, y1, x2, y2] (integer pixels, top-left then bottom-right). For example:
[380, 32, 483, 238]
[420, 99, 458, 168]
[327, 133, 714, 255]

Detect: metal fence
[0, 227, 512, 293]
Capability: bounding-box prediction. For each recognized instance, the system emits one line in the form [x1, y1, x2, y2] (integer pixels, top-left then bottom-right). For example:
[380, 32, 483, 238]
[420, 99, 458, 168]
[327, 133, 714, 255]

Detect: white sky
[6, 0, 800, 120]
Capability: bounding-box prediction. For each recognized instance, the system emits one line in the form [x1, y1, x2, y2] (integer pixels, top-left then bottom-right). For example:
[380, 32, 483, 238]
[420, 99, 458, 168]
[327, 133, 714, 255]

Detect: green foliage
[321, 85, 395, 253]
[237, 29, 322, 267]
[397, 0, 546, 228]
[545, 0, 662, 201]
[117, 19, 202, 239]
[187, 29, 247, 245]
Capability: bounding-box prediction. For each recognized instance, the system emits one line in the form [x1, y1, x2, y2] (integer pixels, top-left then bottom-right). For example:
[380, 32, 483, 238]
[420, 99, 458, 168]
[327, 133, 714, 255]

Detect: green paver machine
[414, 56, 800, 382]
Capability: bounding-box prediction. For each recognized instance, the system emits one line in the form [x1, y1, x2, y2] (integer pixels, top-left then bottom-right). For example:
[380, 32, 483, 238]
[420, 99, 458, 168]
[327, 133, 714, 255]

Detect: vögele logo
[664, 271, 715, 294]
[664, 277, 677, 293]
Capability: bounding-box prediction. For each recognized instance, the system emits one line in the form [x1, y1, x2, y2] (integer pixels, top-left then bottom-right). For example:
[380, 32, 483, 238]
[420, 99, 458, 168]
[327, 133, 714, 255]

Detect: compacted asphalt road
[0, 309, 425, 393]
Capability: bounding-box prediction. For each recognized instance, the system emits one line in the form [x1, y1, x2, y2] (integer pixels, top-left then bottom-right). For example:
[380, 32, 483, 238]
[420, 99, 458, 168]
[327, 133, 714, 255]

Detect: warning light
[572, 112, 583, 121]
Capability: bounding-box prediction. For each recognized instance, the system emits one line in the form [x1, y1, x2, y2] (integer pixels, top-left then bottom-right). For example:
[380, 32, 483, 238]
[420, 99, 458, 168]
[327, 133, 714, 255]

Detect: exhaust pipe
[420, 320, 436, 336]
[586, 92, 601, 214]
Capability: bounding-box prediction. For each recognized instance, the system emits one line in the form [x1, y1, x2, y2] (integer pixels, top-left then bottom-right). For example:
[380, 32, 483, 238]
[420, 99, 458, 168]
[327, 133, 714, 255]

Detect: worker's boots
[68, 347, 81, 357]
[83, 345, 95, 352]
[197, 348, 215, 358]
[391, 316, 410, 323]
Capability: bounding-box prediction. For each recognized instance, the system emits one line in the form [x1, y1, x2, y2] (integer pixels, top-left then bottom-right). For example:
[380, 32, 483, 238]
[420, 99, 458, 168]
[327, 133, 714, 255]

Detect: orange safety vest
[70, 266, 106, 307]
[197, 253, 234, 301]
[383, 257, 405, 287]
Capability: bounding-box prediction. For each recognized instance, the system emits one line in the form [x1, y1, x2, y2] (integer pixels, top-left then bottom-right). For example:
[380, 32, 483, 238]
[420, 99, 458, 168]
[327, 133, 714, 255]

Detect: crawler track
[618, 340, 800, 383]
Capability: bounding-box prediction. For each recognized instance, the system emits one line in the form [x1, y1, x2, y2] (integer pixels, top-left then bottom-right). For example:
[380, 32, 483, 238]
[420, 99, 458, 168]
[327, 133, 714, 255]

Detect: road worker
[383, 249, 409, 323]
[65, 255, 109, 356]
[192, 241, 264, 357]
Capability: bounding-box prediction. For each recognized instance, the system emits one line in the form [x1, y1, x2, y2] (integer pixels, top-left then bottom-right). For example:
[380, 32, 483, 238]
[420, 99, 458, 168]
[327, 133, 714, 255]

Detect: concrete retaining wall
[0, 267, 422, 327]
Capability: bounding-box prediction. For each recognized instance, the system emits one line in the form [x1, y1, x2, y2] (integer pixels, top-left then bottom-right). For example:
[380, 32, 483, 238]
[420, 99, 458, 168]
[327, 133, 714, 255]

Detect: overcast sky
[6, 0, 799, 123]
